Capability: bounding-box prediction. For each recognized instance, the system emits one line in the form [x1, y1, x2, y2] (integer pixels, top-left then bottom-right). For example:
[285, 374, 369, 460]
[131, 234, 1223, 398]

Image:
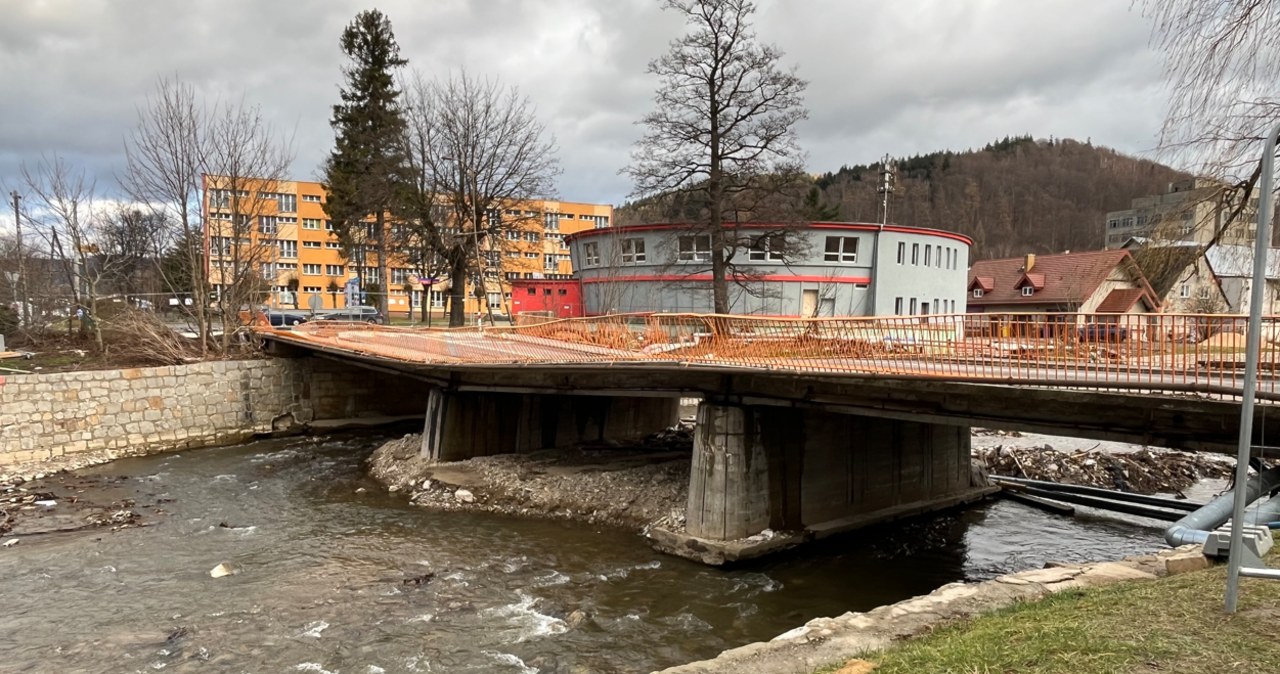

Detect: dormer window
[973, 288, 984, 298]
[1021, 286, 1035, 297]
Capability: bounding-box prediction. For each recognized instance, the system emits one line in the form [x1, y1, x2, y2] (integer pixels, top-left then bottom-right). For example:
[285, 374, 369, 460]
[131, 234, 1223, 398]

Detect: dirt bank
[368, 431, 692, 531]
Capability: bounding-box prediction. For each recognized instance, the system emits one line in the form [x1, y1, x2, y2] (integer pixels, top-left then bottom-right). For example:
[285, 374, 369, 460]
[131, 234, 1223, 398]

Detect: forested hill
[813, 136, 1191, 259]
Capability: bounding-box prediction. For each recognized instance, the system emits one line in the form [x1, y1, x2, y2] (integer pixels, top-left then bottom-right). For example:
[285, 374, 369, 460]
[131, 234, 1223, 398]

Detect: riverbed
[0, 434, 1174, 674]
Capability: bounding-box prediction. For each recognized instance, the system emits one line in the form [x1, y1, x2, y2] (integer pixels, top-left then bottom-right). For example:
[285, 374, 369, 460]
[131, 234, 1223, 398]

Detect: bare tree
[122, 78, 213, 355]
[1142, 0, 1280, 176]
[124, 78, 292, 352]
[21, 156, 126, 350]
[625, 0, 807, 314]
[203, 100, 294, 349]
[400, 70, 560, 327]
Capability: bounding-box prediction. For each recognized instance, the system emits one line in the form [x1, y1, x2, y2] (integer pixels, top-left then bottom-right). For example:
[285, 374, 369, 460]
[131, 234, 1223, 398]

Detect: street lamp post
[11, 191, 27, 327]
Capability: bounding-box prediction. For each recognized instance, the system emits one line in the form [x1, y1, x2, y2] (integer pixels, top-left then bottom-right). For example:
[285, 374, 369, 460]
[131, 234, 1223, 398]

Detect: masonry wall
[0, 357, 426, 467]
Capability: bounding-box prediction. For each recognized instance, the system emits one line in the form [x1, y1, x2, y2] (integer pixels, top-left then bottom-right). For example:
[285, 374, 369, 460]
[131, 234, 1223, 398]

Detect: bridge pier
[420, 388, 679, 462]
[654, 400, 993, 565]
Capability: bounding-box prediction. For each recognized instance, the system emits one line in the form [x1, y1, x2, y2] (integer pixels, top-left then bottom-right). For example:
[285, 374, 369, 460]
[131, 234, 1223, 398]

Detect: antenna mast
[877, 155, 895, 225]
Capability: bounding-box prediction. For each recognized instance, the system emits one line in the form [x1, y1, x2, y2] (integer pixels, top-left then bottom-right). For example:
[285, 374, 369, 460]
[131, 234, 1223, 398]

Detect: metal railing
[270, 311, 1280, 401]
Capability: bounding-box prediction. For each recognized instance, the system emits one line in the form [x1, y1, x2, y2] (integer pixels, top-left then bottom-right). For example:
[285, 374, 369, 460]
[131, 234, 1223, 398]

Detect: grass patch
[819, 551, 1280, 674]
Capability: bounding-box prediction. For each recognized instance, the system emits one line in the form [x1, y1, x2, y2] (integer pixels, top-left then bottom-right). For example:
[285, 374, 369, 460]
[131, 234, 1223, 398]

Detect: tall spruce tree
[324, 9, 409, 320]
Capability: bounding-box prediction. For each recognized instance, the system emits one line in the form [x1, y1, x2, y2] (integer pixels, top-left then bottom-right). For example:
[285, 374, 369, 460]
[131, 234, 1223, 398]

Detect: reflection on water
[0, 436, 1169, 673]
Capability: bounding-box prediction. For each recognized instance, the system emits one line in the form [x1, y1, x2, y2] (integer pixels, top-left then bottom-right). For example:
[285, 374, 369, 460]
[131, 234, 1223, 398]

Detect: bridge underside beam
[420, 389, 679, 462]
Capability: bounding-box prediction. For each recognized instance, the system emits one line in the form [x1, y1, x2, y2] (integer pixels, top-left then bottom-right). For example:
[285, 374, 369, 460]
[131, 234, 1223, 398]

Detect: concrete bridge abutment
[419, 388, 680, 462]
[656, 399, 993, 565]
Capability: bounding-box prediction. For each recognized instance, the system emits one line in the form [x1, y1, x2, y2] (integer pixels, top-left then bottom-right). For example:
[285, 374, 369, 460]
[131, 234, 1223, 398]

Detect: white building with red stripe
[565, 222, 971, 317]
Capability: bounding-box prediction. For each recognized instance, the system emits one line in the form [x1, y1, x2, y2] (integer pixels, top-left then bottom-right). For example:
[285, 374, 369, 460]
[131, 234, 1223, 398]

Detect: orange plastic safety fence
[260, 312, 1280, 401]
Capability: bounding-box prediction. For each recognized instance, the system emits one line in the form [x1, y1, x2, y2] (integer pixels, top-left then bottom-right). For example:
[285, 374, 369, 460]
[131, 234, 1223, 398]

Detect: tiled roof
[1095, 288, 1151, 313]
[968, 249, 1156, 308]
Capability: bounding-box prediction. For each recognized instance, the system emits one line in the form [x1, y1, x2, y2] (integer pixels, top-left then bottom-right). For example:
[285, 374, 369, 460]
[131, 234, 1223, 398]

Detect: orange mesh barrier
[259, 312, 1280, 401]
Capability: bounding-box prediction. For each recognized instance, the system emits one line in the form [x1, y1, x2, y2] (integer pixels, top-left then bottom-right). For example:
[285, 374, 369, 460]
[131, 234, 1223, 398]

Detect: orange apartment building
[203, 176, 612, 317]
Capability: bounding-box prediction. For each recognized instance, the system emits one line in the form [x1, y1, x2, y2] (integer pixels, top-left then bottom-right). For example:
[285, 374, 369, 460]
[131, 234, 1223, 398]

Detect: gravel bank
[367, 431, 693, 531]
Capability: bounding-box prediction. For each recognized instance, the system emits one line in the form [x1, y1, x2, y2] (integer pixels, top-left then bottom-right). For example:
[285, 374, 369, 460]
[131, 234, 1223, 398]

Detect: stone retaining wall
[0, 357, 427, 467]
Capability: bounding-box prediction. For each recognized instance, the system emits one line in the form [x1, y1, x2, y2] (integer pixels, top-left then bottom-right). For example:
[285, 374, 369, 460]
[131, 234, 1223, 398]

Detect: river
[0, 434, 1172, 674]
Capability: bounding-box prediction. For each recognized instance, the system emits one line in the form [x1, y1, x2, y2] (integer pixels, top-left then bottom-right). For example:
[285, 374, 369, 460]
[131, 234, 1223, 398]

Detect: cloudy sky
[0, 0, 1168, 213]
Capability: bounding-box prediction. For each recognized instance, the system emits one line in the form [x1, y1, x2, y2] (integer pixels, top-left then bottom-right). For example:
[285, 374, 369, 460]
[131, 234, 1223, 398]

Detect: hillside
[618, 136, 1193, 260]
[816, 136, 1191, 258]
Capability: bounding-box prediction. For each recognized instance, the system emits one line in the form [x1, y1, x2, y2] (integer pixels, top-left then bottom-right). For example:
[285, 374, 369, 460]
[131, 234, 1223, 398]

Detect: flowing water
[0, 435, 1173, 674]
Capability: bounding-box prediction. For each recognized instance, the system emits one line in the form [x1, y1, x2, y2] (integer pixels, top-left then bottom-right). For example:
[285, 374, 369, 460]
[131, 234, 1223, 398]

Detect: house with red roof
[967, 250, 1160, 318]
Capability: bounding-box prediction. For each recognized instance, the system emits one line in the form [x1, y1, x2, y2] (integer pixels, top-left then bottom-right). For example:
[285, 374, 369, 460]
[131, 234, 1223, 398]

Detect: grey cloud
[0, 0, 1168, 212]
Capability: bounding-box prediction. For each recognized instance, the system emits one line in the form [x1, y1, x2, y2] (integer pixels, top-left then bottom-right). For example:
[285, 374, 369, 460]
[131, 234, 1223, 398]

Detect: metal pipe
[1167, 466, 1280, 548]
[1015, 486, 1185, 522]
[992, 475, 1205, 511]
[1227, 120, 1280, 614]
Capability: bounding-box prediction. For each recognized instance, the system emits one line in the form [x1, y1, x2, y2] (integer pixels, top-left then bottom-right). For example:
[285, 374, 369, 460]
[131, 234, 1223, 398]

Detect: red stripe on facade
[580, 274, 872, 284]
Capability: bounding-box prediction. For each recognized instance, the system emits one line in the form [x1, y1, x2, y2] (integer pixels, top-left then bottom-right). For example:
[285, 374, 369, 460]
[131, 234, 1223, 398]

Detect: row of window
[579, 236, 869, 267]
[896, 241, 959, 269]
[893, 297, 958, 315]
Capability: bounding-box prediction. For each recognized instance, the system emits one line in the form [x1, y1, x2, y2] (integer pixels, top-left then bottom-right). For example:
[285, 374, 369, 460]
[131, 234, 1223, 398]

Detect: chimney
[1024, 253, 1036, 272]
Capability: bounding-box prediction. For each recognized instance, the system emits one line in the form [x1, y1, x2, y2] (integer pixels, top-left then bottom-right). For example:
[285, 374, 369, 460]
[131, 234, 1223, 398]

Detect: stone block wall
[0, 357, 426, 467]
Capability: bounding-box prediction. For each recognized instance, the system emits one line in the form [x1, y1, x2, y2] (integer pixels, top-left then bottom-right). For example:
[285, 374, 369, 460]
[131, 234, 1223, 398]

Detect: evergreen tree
[323, 9, 410, 321]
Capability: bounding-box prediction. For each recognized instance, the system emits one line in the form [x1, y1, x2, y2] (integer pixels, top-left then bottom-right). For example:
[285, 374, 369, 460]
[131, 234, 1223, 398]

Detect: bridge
[260, 312, 1280, 563]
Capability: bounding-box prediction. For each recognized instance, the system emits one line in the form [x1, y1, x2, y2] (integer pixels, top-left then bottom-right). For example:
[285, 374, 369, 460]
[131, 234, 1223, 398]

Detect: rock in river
[454, 489, 475, 504]
[209, 562, 239, 579]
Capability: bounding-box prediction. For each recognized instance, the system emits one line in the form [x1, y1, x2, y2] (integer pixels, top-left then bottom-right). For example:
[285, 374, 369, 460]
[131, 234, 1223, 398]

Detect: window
[209, 189, 230, 209]
[303, 286, 322, 293]
[277, 193, 297, 213]
[277, 262, 297, 272]
[894, 297, 903, 314]
[973, 288, 984, 298]
[429, 290, 444, 308]
[936, 245, 943, 267]
[897, 242, 905, 264]
[302, 263, 321, 276]
[1021, 286, 1034, 297]
[324, 220, 335, 231]
[544, 212, 560, 232]
[1179, 284, 1191, 299]
[302, 218, 322, 230]
[544, 254, 556, 271]
[302, 194, 323, 203]
[583, 242, 601, 266]
[258, 216, 277, 234]
[749, 235, 784, 262]
[303, 241, 321, 248]
[260, 263, 276, 279]
[558, 288, 568, 295]
[823, 236, 858, 263]
[277, 216, 297, 224]
[909, 298, 918, 314]
[278, 240, 297, 258]
[621, 238, 647, 263]
[924, 245, 932, 267]
[1199, 286, 1210, 300]
[677, 235, 712, 262]
[1108, 219, 1120, 229]
[326, 241, 342, 249]
[911, 243, 920, 265]
[325, 264, 344, 276]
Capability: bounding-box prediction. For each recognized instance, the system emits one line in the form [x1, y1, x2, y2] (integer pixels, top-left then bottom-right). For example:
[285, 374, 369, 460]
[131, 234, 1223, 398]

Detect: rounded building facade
[567, 222, 971, 317]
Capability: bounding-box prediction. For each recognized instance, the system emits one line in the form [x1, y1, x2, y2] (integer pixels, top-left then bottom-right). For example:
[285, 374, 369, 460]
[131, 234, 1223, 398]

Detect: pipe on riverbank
[1165, 466, 1280, 547]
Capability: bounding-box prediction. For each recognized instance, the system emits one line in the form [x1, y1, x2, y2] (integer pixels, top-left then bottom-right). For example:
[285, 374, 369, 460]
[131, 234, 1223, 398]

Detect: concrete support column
[686, 402, 770, 541]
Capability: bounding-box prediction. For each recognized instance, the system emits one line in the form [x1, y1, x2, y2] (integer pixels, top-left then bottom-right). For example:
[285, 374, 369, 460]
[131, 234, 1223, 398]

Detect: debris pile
[975, 444, 1233, 495]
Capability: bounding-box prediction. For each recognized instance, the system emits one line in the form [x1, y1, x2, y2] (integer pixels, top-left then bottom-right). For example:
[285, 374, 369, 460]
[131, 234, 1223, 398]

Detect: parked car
[265, 310, 309, 328]
[1078, 323, 1128, 342]
[315, 306, 384, 324]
